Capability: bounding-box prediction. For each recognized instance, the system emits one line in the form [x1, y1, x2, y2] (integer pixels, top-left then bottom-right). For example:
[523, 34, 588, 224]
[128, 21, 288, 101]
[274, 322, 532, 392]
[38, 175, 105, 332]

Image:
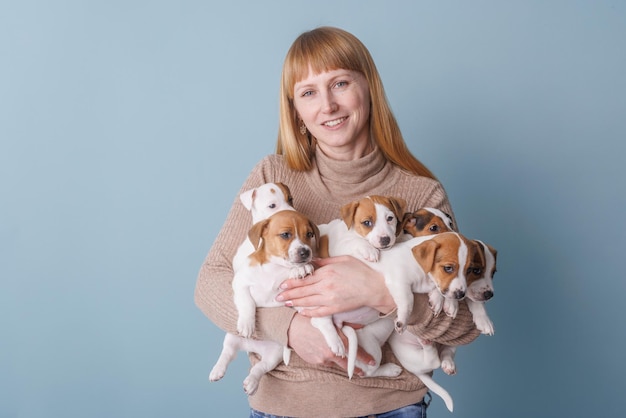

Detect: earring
[299, 123, 307, 135]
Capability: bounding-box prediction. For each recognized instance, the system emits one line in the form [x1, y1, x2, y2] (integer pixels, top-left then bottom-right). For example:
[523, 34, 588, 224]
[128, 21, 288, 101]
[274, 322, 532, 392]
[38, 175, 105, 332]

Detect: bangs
[283, 27, 368, 99]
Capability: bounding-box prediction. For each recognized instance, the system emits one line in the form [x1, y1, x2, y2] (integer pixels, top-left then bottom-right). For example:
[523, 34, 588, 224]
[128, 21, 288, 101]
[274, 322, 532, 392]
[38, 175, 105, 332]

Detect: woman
[195, 26, 479, 417]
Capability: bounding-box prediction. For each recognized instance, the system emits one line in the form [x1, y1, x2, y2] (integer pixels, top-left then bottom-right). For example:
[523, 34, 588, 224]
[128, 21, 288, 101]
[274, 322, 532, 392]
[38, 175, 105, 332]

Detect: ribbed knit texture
[194, 146, 480, 417]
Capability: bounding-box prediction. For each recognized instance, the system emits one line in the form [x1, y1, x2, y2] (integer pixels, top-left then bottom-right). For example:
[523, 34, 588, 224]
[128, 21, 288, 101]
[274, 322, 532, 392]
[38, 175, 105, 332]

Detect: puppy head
[248, 210, 319, 266]
[466, 240, 498, 302]
[401, 207, 454, 237]
[411, 232, 471, 300]
[340, 195, 407, 249]
[240, 182, 295, 223]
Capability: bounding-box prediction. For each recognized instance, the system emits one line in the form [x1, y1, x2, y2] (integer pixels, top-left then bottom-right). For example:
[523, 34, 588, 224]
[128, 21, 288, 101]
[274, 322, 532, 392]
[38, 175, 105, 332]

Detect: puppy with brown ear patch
[465, 240, 498, 335]
[367, 231, 475, 412]
[319, 195, 407, 261]
[314, 196, 408, 379]
[399, 207, 454, 240]
[210, 210, 319, 396]
[233, 182, 296, 272]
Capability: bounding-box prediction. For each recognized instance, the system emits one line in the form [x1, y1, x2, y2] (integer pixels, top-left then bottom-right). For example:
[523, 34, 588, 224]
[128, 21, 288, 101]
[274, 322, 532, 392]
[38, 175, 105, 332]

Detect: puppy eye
[444, 265, 455, 273]
[306, 231, 314, 239]
[386, 215, 395, 223]
[429, 225, 439, 232]
[280, 232, 292, 240]
[362, 220, 373, 228]
[473, 268, 483, 275]
[269, 203, 276, 209]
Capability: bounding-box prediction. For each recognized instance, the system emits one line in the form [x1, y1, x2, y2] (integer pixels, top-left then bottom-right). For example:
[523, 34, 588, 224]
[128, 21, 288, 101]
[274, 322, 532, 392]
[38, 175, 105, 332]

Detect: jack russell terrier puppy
[400, 208, 498, 332]
[210, 183, 299, 395]
[313, 196, 407, 379]
[232, 182, 295, 272]
[388, 209, 497, 410]
[318, 195, 407, 262]
[210, 209, 319, 395]
[376, 230, 478, 412]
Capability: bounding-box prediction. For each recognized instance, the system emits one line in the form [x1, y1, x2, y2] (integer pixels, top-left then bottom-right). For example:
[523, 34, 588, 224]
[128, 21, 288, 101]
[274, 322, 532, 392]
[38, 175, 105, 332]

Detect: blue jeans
[249, 393, 430, 418]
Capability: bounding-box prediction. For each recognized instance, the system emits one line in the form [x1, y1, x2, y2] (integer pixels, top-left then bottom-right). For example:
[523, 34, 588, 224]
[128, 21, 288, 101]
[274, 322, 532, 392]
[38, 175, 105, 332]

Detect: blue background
[2, 1, 625, 417]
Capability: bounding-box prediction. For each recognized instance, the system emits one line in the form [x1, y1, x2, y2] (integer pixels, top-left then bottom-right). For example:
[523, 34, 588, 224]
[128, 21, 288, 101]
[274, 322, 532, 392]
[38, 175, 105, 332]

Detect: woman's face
[293, 68, 371, 160]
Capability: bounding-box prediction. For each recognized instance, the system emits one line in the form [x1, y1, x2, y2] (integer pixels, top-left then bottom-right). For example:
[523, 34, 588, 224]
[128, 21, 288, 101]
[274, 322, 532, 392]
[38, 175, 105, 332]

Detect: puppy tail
[283, 347, 292, 366]
[342, 325, 358, 379]
[418, 373, 454, 412]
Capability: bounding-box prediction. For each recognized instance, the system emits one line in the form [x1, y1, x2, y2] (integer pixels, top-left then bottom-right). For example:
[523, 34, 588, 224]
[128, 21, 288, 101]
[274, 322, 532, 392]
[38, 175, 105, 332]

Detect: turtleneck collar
[308, 144, 395, 202]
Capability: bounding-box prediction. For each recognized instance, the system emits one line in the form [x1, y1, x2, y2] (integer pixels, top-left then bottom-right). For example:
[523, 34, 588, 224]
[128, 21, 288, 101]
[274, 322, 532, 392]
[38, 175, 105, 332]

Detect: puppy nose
[379, 236, 391, 247]
[453, 290, 465, 300]
[298, 247, 311, 259]
[483, 290, 494, 300]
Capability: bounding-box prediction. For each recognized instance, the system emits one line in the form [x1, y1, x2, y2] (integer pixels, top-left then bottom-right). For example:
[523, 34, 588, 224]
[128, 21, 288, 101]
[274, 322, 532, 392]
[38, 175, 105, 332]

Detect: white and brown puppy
[314, 196, 407, 378]
[400, 207, 454, 240]
[232, 182, 295, 272]
[395, 209, 497, 376]
[240, 182, 294, 224]
[319, 195, 407, 262]
[378, 231, 473, 333]
[210, 210, 318, 395]
[465, 240, 498, 335]
[369, 231, 475, 412]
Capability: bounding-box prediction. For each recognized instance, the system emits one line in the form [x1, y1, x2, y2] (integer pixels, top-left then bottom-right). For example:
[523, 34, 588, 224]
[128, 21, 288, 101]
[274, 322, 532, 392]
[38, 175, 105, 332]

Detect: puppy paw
[443, 298, 459, 318]
[441, 358, 457, 376]
[377, 363, 404, 378]
[289, 263, 314, 279]
[394, 320, 406, 334]
[243, 376, 259, 396]
[209, 366, 225, 382]
[355, 243, 379, 262]
[327, 336, 346, 358]
[237, 318, 255, 338]
[475, 316, 495, 336]
[428, 291, 444, 316]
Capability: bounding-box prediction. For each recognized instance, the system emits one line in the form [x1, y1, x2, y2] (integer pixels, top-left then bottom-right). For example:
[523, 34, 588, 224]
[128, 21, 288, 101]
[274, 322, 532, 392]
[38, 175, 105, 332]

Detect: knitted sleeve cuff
[255, 306, 297, 347]
[406, 293, 481, 346]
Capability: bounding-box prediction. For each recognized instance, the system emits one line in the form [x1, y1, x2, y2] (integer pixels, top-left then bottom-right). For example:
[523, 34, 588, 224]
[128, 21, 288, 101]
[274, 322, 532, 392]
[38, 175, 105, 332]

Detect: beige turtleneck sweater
[194, 147, 480, 417]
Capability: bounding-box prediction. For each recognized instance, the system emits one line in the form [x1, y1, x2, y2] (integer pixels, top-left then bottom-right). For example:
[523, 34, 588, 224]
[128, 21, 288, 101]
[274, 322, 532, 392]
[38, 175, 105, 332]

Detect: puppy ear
[318, 234, 329, 258]
[239, 187, 256, 210]
[340, 201, 359, 229]
[386, 197, 407, 236]
[248, 219, 269, 250]
[468, 240, 485, 281]
[388, 197, 407, 220]
[400, 212, 416, 233]
[413, 239, 440, 273]
[487, 244, 498, 263]
[275, 182, 295, 208]
[309, 220, 321, 251]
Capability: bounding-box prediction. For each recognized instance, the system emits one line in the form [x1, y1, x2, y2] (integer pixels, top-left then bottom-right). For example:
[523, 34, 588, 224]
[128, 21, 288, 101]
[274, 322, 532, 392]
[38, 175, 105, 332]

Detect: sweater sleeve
[193, 156, 295, 347]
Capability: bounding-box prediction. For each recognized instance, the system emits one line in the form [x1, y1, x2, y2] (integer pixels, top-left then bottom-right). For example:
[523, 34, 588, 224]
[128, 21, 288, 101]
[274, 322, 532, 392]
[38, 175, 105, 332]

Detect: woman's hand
[276, 255, 396, 317]
[287, 313, 375, 375]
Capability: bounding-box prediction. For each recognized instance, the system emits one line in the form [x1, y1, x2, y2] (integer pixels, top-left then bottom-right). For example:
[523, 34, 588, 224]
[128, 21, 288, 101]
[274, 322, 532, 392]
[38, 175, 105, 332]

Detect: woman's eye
[302, 90, 313, 97]
[335, 81, 348, 88]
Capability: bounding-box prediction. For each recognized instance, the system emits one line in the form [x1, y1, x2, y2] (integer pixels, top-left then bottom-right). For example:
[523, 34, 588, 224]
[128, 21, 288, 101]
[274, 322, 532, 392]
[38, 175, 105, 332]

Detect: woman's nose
[321, 91, 338, 113]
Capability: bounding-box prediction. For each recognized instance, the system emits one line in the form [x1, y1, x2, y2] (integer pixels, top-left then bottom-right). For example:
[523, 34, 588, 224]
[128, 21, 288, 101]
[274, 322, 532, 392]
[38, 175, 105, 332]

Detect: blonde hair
[276, 26, 436, 180]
